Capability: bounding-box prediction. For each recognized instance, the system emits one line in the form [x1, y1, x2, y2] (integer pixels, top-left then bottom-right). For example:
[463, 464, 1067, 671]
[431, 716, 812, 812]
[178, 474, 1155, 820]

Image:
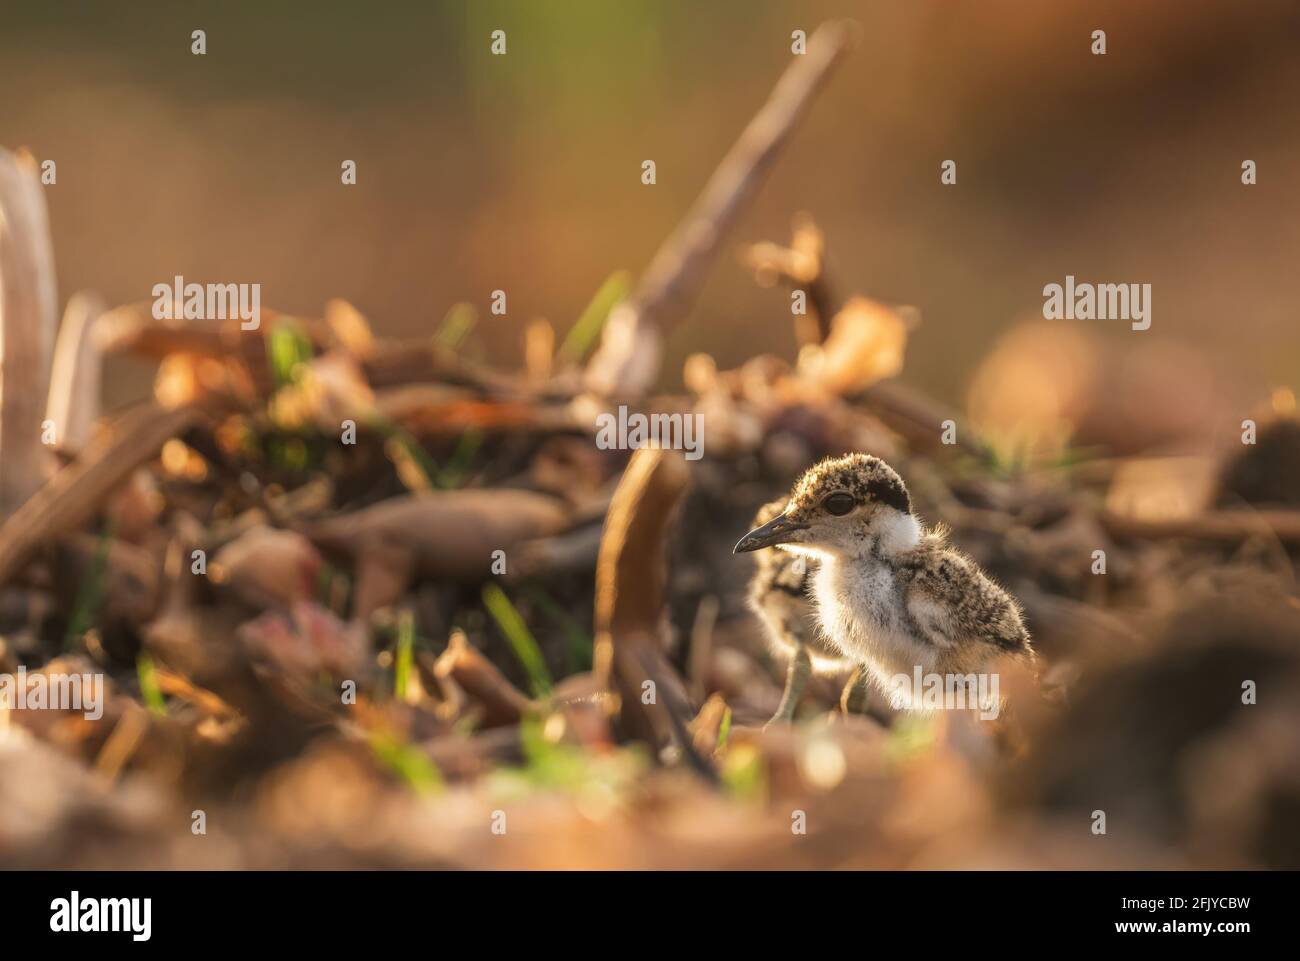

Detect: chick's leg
[768, 643, 811, 726]
[840, 666, 869, 715]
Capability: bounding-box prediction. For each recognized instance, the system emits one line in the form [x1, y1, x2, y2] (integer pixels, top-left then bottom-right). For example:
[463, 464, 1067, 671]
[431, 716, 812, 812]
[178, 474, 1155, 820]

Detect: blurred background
[3, 0, 1298, 411]
[4, 0, 1300, 873]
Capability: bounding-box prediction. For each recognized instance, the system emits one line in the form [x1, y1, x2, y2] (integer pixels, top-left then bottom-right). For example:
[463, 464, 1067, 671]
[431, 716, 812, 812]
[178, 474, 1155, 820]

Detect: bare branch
[585, 20, 858, 397]
[0, 403, 200, 586]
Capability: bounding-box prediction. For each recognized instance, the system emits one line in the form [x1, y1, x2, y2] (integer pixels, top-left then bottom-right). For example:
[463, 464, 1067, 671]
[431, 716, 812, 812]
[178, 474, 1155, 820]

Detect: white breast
[813, 556, 940, 689]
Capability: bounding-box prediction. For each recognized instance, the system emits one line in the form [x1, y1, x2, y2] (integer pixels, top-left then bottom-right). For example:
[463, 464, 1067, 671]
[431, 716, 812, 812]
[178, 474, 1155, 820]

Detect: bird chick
[745, 499, 856, 724]
[735, 453, 1033, 714]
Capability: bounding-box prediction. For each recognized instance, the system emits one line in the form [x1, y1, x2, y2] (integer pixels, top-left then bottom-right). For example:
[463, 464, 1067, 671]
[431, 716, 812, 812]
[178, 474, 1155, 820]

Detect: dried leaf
[796, 296, 907, 395]
[210, 526, 324, 610]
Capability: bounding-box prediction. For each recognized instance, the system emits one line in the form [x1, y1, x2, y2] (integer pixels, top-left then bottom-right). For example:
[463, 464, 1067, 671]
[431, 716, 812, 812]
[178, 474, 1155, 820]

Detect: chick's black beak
[733, 512, 809, 554]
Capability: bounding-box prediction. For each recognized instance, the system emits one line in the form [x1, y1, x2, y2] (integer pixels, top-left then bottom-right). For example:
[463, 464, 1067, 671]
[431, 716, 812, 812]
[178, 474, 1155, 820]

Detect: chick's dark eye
[823, 492, 855, 516]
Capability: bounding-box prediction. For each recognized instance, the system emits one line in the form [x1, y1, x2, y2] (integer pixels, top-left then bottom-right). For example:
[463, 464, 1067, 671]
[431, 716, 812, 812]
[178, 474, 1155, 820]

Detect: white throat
[806, 512, 932, 676]
[872, 510, 922, 558]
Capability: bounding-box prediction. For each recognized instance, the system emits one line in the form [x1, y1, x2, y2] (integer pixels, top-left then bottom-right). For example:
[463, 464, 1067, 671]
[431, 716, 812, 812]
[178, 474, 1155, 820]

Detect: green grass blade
[369, 732, 444, 795]
[64, 523, 114, 650]
[136, 653, 167, 717]
[435, 428, 483, 489]
[720, 743, 766, 801]
[267, 319, 314, 388]
[717, 706, 733, 751]
[885, 713, 937, 764]
[481, 583, 552, 697]
[557, 269, 631, 364]
[521, 583, 592, 673]
[436, 302, 477, 350]
[366, 411, 439, 490]
[394, 608, 415, 702]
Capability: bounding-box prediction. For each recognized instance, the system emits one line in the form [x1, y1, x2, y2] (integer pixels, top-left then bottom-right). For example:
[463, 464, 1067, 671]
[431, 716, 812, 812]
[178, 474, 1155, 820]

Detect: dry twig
[584, 20, 859, 397]
[0, 147, 58, 515]
[1102, 508, 1300, 544]
[593, 448, 713, 778]
[45, 291, 106, 456]
[0, 403, 200, 586]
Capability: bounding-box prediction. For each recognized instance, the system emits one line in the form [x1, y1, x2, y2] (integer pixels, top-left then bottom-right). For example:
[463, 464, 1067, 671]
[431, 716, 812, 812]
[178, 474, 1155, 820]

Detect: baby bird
[745, 499, 856, 724]
[735, 453, 1033, 712]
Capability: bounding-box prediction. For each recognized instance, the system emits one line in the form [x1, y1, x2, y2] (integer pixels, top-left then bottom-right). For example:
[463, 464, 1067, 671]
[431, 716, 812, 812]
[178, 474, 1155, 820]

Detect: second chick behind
[747, 498, 861, 724]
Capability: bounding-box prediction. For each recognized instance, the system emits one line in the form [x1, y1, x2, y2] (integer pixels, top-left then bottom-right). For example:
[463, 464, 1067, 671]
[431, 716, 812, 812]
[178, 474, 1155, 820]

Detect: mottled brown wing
[904, 548, 1031, 655]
